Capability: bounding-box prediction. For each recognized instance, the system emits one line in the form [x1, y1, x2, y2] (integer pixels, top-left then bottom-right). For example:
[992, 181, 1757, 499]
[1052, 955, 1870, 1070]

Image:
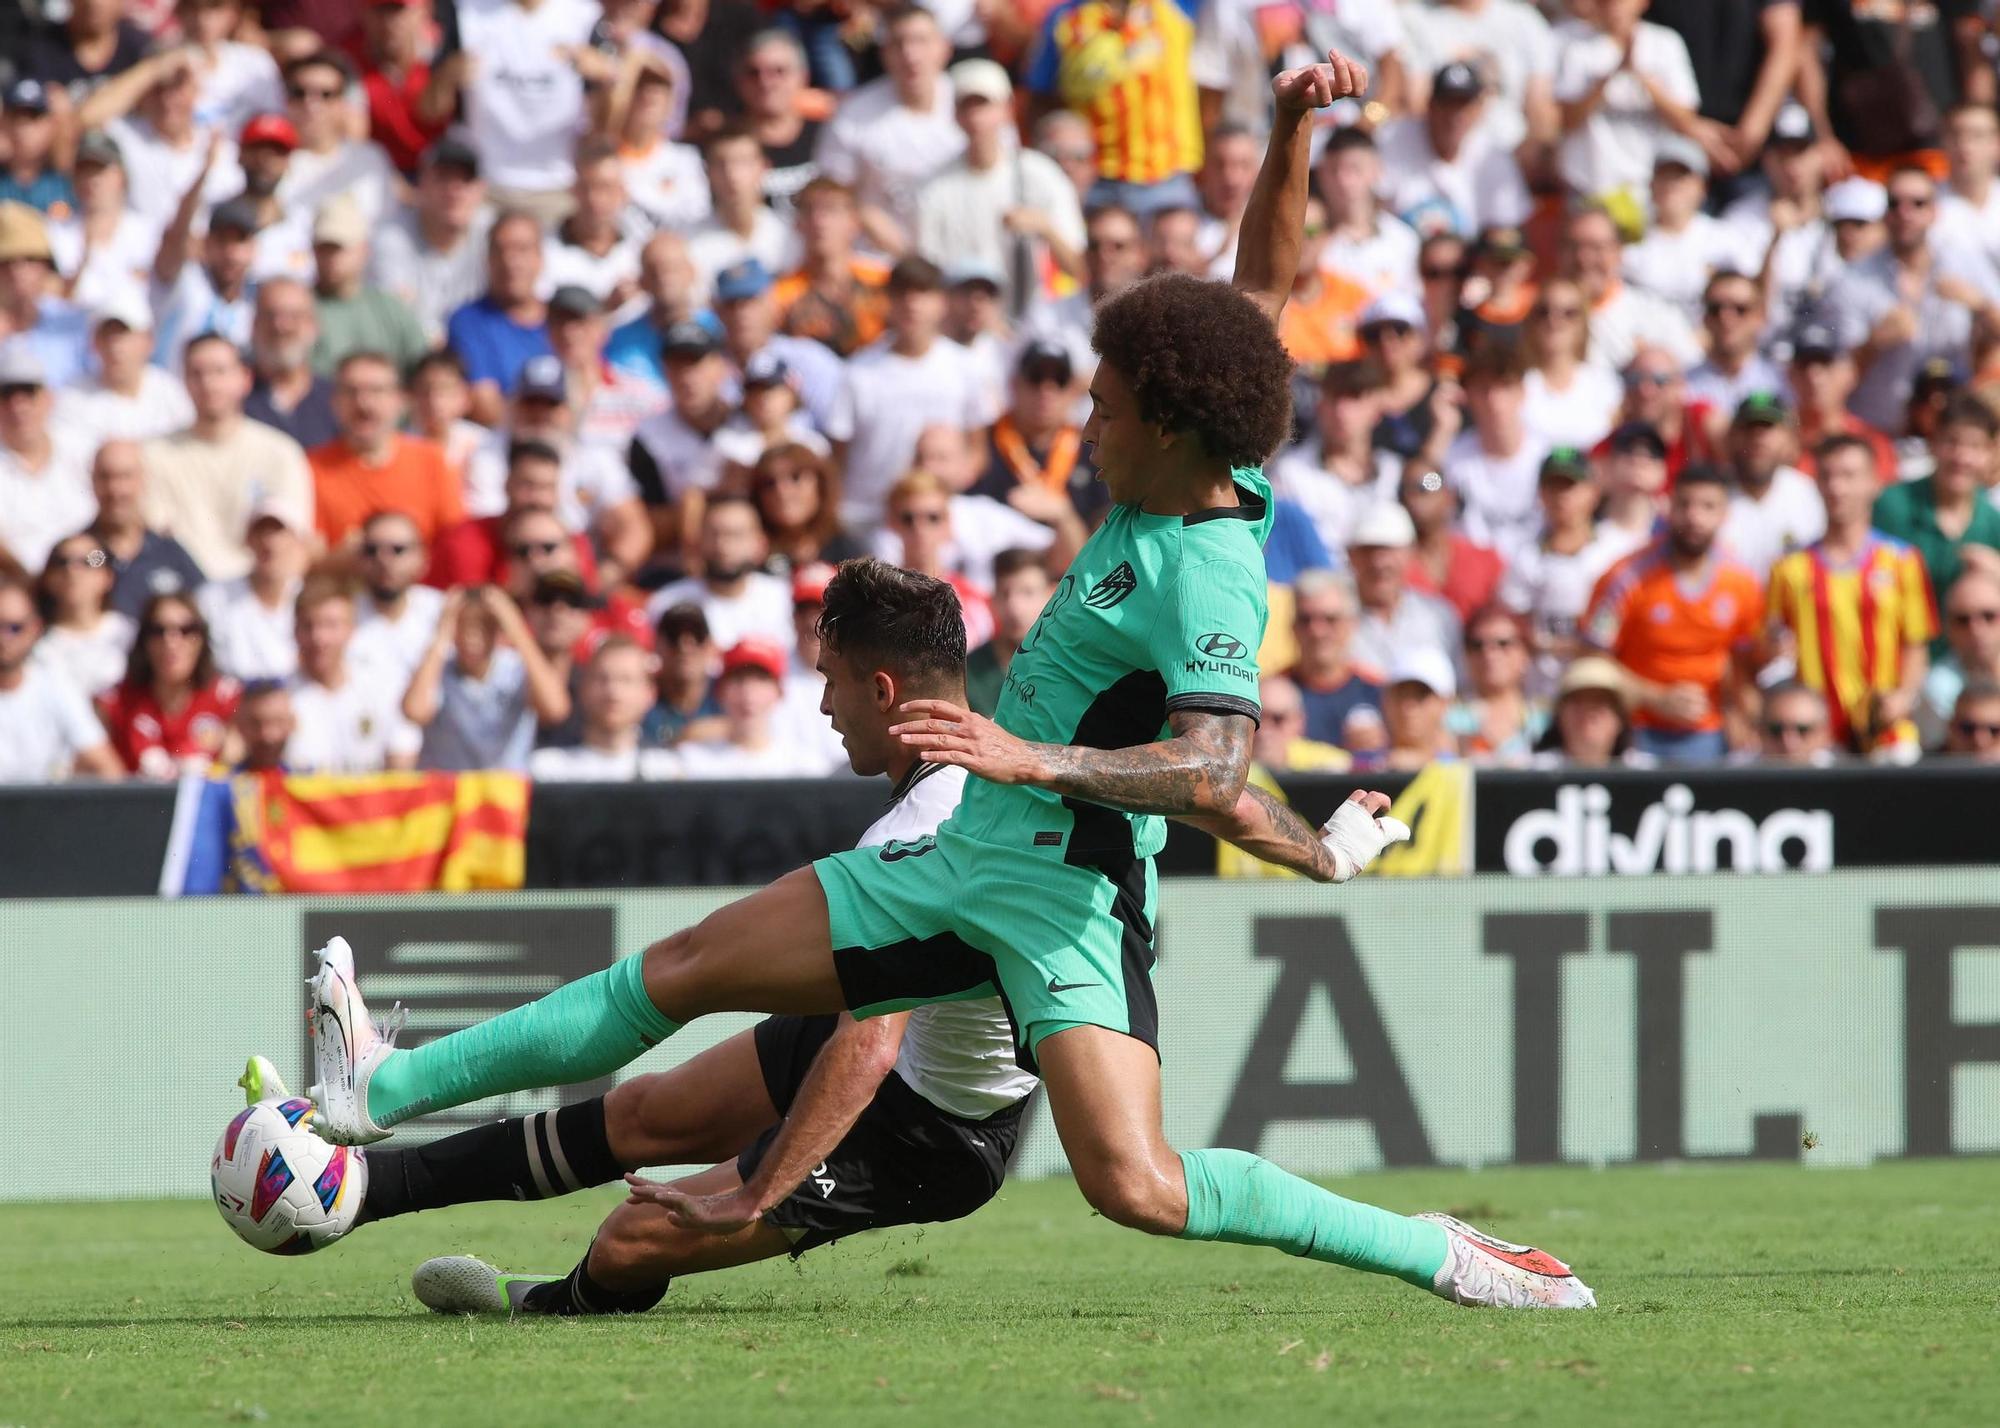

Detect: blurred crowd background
[3, 0, 2000, 787]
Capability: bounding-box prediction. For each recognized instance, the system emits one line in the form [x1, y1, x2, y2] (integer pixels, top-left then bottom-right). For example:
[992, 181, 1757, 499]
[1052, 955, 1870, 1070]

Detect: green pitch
[3, 1161, 1994, 1426]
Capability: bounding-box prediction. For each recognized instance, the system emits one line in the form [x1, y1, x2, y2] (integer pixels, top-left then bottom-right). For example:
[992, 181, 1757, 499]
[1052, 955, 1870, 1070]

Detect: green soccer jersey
[949, 467, 1273, 862]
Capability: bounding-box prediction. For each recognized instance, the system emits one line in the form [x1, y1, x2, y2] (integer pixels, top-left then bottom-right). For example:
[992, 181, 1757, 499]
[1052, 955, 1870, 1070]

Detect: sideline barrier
[7, 870, 1996, 1201]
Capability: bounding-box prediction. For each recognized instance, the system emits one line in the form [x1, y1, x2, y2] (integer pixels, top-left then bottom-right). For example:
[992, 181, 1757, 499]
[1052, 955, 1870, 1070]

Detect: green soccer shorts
[812, 828, 1160, 1067]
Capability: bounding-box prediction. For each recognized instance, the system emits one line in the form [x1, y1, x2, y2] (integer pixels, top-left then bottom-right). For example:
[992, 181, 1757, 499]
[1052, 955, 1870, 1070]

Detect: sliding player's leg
[1033, 1025, 1595, 1310]
[356, 1030, 776, 1225]
[312, 867, 847, 1144]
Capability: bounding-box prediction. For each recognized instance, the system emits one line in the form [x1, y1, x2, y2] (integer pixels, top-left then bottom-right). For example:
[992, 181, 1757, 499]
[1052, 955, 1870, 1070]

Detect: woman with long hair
[1520, 278, 1622, 450]
[1448, 604, 1548, 765]
[35, 534, 134, 697]
[750, 442, 864, 573]
[96, 591, 240, 778]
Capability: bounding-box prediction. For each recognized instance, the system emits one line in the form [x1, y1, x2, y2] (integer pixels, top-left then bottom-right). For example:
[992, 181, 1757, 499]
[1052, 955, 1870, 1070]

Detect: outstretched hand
[623, 1173, 763, 1234]
[1271, 48, 1371, 115]
[891, 700, 1048, 784]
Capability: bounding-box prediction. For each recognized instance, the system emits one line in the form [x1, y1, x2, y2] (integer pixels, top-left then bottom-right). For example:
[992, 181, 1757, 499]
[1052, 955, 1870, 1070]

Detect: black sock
[357, 1098, 623, 1224]
[519, 1244, 669, 1316]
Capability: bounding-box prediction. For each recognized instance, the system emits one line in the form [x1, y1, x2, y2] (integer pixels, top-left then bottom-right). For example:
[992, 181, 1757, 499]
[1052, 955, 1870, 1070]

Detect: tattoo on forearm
[1240, 784, 1340, 881]
[1035, 711, 1253, 817]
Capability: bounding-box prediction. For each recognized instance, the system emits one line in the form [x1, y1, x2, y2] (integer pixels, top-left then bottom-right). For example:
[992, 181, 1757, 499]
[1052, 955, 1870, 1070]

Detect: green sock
[1177, 1149, 1448, 1291]
[366, 954, 680, 1128]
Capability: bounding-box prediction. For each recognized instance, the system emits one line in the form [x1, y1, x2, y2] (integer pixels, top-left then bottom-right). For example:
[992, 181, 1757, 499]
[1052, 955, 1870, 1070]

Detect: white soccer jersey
[860, 762, 1039, 1120]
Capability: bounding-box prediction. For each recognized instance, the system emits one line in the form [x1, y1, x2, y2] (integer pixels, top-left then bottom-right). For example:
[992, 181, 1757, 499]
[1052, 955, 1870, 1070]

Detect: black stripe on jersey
[1180, 483, 1268, 526]
[1059, 668, 1168, 859]
[1096, 852, 1160, 1060]
[1164, 692, 1262, 725]
[884, 758, 948, 810]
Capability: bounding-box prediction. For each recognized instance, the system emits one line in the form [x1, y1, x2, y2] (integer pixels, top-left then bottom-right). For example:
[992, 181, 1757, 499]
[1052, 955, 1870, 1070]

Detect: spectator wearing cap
[347, 509, 445, 688]
[0, 80, 74, 217]
[241, 277, 338, 448]
[1531, 655, 1645, 767]
[915, 59, 1085, 316]
[53, 297, 195, 447]
[1554, 0, 1705, 202]
[543, 139, 649, 310]
[815, 6, 963, 246]
[1355, 291, 1439, 460]
[1285, 568, 1385, 751]
[99, 589, 241, 778]
[144, 333, 316, 582]
[1375, 62, 1532, 240]
[644, 601, 721, 747]
[309, 352, 462, 550]
[178, 0, 286, 136]
[307, 196, 427, 378]
[1440, 344, 1548, 563]
[78, 48, 239, 237]
[1500, 446, 1638, 698]
[1596, 420, 1673, 550]
[617, 60, 711, 233]
[883, 468, 996, 648]
[1582, 464, 1763, 761]
[83, 440, 207, 620]
[1719, 102, 1836, 335]
[771, 561, 850, 768]
[1624, 140, 1759, 329]
[404, 583, 570, 772]
[1767, 434, 1935, 760]
[976, 339, 1105, 527]
[1921, 566, 2000, 745]
[0, 345, 96, 573]
[714, 354, 829, 472]
[1752, 680, 1834, 767]
[1718, 392, 1825, 575]
[711, 257, 848, 436]
[531, 637, 681, 779]
[1614, 344, 1717, 480]
[446, 212, 554, 425]
[628, 322, 736, 552]
[546, 284, 668, 451]
[370, 139, 492, 347]
[33, 529, 135, 698]
[1822, 177, 1889, 267]
[0, 571, 123, 783]
[0, 203, 91, 391]
[773, 178, 891, 358]
[1272, 357, 1397, 556]
[272, 52, 395, 226]
[836, 256, 998, 528]
[645, 492, 796, 651]
[230, 113, 314, 284]
[1563, 206, 1702, 373]
[1402, 465, 1505, 622]
[1685, 270, 1785, 413]
[1938, 102, 2000, 273]
[1897, 358, 1966, 480]
[22, 0, 153, 104]
[350, 0, 446, 173]
[1828, 165, 2000, 435]
[199, 505, 307, 681]
[45, 130, 155, 313]
[1521, 278, 1623, 452]
[1315, 129, 1420, 315]
[1788, 321, 1895, 480]
[605, 233, 704, 386]
[1348, 500, 1461, 674]
[966, 548, 1053, 717]
[686, 127, 802, 307]
[149, 193, 261, 375]
[1873, 393, 2000, 624]
[1399, 1, 1560, 156]
[1379, 647, 1459, 771]
[1017, 204, 1147, 385]
[677, 636, 831, 778]
[285, 577, 420, 773]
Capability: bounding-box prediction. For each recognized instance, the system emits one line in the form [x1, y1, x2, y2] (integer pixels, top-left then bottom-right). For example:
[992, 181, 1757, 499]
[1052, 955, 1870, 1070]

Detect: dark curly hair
[817, 558, 965, 686]
[1090, 273, 1296, 468]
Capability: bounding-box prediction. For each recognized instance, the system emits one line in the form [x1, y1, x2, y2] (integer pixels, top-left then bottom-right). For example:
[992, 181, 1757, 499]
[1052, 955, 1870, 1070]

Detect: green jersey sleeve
[1149, 557, 1267, 723]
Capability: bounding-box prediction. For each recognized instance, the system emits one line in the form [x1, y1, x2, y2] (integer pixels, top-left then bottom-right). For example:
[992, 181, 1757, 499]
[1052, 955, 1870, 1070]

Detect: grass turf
[2, 1161, 1994, 1427]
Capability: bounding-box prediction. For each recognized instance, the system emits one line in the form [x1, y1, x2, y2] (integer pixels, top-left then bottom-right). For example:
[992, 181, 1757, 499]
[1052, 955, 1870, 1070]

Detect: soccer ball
[211, 1098, 367, 1254]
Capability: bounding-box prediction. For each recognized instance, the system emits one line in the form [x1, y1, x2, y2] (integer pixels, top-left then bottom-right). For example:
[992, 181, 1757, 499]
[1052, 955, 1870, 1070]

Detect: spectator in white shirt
[150, 194, 262, 375]
[1554, 0, 1705, 201]
[1347, 501, 1462, 674]
[1399, 0, 1560, 156]
[200, 508, 306, 681]
[346, 510, 445, 688]
[78, 49, 238, 238]
[685, 126, 801, 305]
[628, 320, 736, 549]
[1272, 357, 1399, 558]
[275, 51, 395, 227]
[543, 138, 649, 309]
[1718, 393, 1824, 575]
[547, 284, 668, 453]
[1375, 61, 1532, 240]
[1520, 278, 1623, 451]
[1443, 345, 1550, 564]
[46, 130, 158, 314]
[1563, 205, 1701, 372]
[0, 576, 122, 783]
[1685, 269, 1785, 413]
[183, 0, 285, 136]
[1938, 101, 2000, 273]
[676, 637, 832, 778]
[1500, 449, 1638, 698]
[53, 295, 196, 447]
[32, 532, 136, 699]
[285, 577, 420, 773]
[1623, 138, 1757, 327]
[618, 62, 711, 233]
[645, 492, 795, 649]
[1314, 127, 1420, 305]
[0, 344, 97, 574]
[814, 4, 964, 251]
[232, 113, 314, 286]
[710, 258, 849, 437]
[370, 138, 493, 347]
[531, 636, 681, 780]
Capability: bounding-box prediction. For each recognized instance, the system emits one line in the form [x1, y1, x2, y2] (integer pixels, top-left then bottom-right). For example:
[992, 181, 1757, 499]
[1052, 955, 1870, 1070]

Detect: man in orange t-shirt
[310, 351, 463, 549]
[1582, 464, 1764, 762]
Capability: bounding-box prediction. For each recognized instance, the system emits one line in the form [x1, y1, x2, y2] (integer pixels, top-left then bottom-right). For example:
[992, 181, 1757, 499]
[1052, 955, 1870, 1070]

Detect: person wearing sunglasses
[1519, 278, 1621, 453]
[1943, 681, 2000, 762]
[1448, 604, 1546, 765]
[275, 51, 394, 228]
[879, 468, 994, 650]
[1920, 567, 2000, 745]
[33, 532, 133, 699]
[347, 510, 445, 689]
[1686, 269, 1783, 413]
[1613, 343, 1716, 480]
[97, 590, 240, 778]
[1754, 680, 1835, 767]
[0, 573, 124, 783]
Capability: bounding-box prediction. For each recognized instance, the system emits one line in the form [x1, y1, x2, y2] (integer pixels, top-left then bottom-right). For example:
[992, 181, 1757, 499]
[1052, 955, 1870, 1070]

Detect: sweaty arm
[1177, 787, 1408, 883]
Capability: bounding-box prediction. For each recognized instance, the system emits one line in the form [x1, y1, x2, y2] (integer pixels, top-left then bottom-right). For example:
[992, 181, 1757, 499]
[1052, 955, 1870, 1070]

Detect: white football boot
[411, 1257, 561, 1316]
[305, 936, 403, 1146]
[1416, 1213, 1597, 1310]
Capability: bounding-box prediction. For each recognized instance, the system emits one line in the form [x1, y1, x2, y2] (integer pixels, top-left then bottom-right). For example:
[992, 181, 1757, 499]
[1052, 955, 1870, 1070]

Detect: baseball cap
[720, 638, 786, 683]
[208, 197, 264, 236]
[1540, 446, 1594, 481]
[516, 354, 568, 403]
[1017, 337, 1073, 384]
[0, 201, 53, 264]
[4, 78, 50, 115]
[949, 58, 1013, 105]
[743, 350, 791, 388]
[90, 291, 154, 334]
[1769, 102, 1816, 149]
[1653, 134, 1709, 179]
[792, 561, 837, 606]
[532, 569, 604, 611]
[239, 113, 298, 152]
[1825, 178, 1887, 225]
[1913, 357, 1962, 395]
[74, 129, 124, 169]
[1557, 655, 1629, 711]
[1607, 421, 1668, 458]
[1386, 646, 1456, 699]
[1348, 502, 1417, 549]
[945, 258, 1005, 292]
[1734, 391, 1791, 427]
[0, 342, 48, 388]
[1432, 61, 1485, 102]
[424, 135, 481, 177]
[1791, 320, 1846, 360]
[714, 258, 774, 303]
[311, 194, 367, 248]
[662, 319, 719, 360]
[547, 284, 601, 320]
[1358, 290, 1426, 334]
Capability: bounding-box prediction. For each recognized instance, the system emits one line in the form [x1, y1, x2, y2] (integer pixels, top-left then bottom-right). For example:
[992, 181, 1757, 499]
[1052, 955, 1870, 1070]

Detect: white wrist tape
[1319, 802, 1412, 883]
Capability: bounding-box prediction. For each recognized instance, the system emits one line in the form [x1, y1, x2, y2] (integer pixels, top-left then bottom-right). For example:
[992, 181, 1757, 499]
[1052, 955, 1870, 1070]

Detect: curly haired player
[299, 52, 1594, 1311]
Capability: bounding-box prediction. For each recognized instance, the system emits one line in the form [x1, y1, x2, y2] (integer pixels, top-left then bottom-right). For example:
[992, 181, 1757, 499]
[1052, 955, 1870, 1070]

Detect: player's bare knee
[640, 924, 723, 1020]
[1075, 1158, 1184, 1236]
[588, 1204, 668, 1287]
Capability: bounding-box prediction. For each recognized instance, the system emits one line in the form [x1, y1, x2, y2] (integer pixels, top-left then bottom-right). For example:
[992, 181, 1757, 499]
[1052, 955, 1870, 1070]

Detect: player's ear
[872, 668, 897, 712]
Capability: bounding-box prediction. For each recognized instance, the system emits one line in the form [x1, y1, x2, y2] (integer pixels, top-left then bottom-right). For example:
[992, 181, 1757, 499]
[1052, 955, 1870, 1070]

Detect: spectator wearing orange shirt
[309, 352, 462, 552]
[1583, 464, 1763, 762]
[773, 177, 889, 358]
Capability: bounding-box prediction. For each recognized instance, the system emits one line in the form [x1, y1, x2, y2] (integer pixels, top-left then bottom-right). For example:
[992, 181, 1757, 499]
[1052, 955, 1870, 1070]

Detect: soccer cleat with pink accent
[305, 936, 403, 1146]
[1416, 1212, 1597, 1310]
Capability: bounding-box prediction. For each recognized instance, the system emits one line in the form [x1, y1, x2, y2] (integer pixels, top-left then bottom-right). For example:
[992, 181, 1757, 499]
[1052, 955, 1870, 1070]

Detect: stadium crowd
[3, 0, 2000, 786]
